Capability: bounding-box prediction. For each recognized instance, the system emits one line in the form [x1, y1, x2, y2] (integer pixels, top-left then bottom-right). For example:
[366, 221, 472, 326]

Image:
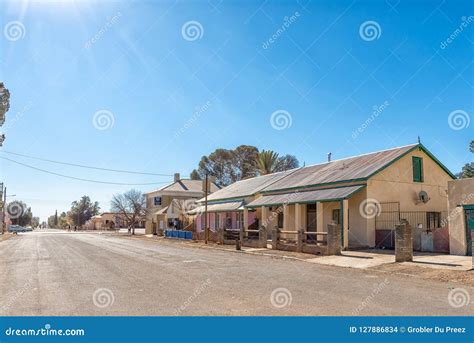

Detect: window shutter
[412, 157, 423, 182]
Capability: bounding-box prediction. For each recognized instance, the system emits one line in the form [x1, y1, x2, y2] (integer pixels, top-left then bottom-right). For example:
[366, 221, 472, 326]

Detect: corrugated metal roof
[263, 144, 418, 192]
[246, 185, 365, 207]
[187, 201, 243, 214]
[201, 169, 297, 202]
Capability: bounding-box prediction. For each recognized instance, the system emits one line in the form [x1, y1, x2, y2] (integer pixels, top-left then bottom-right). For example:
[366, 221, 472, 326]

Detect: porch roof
[187, 201, 244, 214]
[245, 185, 365, 208]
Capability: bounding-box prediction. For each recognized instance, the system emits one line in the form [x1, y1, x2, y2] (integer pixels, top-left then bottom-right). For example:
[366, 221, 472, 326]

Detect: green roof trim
[366, 143, 456, 180]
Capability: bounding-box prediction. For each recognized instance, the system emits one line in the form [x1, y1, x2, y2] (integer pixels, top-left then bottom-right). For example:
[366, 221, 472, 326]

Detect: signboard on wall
[154, 197, 162, 206]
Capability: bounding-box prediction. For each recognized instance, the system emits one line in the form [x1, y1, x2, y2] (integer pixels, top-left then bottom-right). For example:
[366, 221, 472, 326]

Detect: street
[0, 231, 472, 316]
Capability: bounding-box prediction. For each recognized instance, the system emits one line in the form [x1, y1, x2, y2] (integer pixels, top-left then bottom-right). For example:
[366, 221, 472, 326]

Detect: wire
[0, 156, 171, 186]
[0, 150, 174, 176]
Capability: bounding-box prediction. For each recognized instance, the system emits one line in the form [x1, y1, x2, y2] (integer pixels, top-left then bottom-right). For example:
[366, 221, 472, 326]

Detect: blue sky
[1, 0, 472, 221]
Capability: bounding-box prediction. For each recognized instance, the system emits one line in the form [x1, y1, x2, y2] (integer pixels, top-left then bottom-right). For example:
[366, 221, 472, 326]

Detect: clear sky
[0, 0, 472, 222]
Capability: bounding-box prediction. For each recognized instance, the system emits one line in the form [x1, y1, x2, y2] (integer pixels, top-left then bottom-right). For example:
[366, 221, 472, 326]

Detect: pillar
[295, 203, 303, 252]
[327, 222, 341, 255]
[261, 206, 269, 229]
[241, 207, 249, 241]
[395, 220, 413, 262]
[317, 202, 324, 243]
[342, 199, 349, 249]
[283, 204, 289, 231]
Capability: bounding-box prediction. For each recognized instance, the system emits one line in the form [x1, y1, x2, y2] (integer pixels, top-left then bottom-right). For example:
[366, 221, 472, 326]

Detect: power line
[0, 156, 171, 186]
[0, 150, 174, 176]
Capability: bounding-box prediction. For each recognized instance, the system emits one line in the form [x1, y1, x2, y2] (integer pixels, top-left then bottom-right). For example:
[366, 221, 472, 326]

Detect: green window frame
[332, 209, 341, 225]
[412, 156, 424, 182]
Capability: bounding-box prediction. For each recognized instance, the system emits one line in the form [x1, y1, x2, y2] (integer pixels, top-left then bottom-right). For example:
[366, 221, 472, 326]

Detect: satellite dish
[418, 191, 430, 203]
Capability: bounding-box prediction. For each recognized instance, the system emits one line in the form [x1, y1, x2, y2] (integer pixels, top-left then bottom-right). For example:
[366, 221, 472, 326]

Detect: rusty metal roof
[246, 185, 365, 207]
[188, 201, 243, 214]
[201, 169, 297, 202]
[263, 144, 419, 192]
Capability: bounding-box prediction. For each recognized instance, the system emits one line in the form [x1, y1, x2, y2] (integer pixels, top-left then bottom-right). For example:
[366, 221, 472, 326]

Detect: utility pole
[204, 173, 208, 244]
[1, 184, 4, 234]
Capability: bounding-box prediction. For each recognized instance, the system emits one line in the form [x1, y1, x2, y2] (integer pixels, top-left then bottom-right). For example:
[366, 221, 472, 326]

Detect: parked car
[8, 225, 27, 233]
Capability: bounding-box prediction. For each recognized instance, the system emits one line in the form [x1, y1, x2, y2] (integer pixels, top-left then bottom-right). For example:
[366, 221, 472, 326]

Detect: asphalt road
[0, 231, 472, 316]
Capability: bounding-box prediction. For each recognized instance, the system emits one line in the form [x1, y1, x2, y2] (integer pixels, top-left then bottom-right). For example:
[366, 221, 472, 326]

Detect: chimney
[174, 173, 180, 182]
[327, 152, 332, 162]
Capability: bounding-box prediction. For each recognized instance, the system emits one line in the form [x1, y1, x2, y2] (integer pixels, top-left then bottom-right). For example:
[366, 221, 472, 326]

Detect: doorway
[464, 207, 474, 256]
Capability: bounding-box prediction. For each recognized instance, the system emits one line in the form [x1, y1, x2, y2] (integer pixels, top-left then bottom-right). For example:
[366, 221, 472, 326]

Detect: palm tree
[256, 150, 281, 175]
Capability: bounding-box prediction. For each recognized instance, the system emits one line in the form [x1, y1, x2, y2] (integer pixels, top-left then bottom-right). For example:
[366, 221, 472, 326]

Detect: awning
[187, 201, 243, 215]
[246, 185, 365, 208]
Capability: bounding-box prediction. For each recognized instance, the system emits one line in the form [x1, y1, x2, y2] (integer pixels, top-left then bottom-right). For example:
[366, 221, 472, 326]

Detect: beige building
[192, 143, 456, 251]
[447, 178, 474, 255]
[145, 173, 219, 234]
[89, 212, 143, 230]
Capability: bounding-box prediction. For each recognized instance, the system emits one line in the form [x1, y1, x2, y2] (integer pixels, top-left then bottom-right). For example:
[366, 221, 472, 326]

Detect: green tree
[194, 148, 237, 187]
[190, 169, 201, 180]
[276, 154, 299, 172]
[70, 196, 100, 227]
[54, 210, 58, 227]
[256, 150, 281, 175]
[459, 140, 474, 178]
[110, 189, 147, 235]
[233, 145, 259, 180]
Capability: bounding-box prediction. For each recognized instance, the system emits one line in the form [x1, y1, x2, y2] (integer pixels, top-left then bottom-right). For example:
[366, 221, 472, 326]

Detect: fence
[375, 202, 449, 253]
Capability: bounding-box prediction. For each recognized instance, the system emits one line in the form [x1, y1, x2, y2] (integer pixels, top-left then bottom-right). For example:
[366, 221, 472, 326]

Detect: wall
[367, 148, 453, 247]
[448, 178, 474, 255]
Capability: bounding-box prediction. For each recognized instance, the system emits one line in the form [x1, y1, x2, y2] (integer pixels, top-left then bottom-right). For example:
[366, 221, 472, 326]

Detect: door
[465, 208, 474, 256]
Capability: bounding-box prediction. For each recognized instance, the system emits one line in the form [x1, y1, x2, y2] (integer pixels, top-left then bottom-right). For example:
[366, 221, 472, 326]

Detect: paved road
[0, 231, 472, 316]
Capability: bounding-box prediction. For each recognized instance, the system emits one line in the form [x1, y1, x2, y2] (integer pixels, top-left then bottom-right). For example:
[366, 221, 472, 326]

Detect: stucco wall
[447, 178, 474, 255]
[366, 148, 452, 246]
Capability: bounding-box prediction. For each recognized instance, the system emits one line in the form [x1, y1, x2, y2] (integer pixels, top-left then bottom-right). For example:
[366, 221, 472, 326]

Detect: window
[332, 209, 341, 225]
[427, 212, 441, 229]
[412, 156, 424, 182]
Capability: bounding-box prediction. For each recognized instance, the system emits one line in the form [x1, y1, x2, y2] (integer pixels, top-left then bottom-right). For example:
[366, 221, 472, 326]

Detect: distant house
[90, 212, 144, 230]
[144, 173, 219, 234]
[191, 143, 456, 251]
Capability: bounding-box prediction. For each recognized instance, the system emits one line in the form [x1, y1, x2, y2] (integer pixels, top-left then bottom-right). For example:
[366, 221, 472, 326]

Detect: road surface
[0, 230, 472, 315]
